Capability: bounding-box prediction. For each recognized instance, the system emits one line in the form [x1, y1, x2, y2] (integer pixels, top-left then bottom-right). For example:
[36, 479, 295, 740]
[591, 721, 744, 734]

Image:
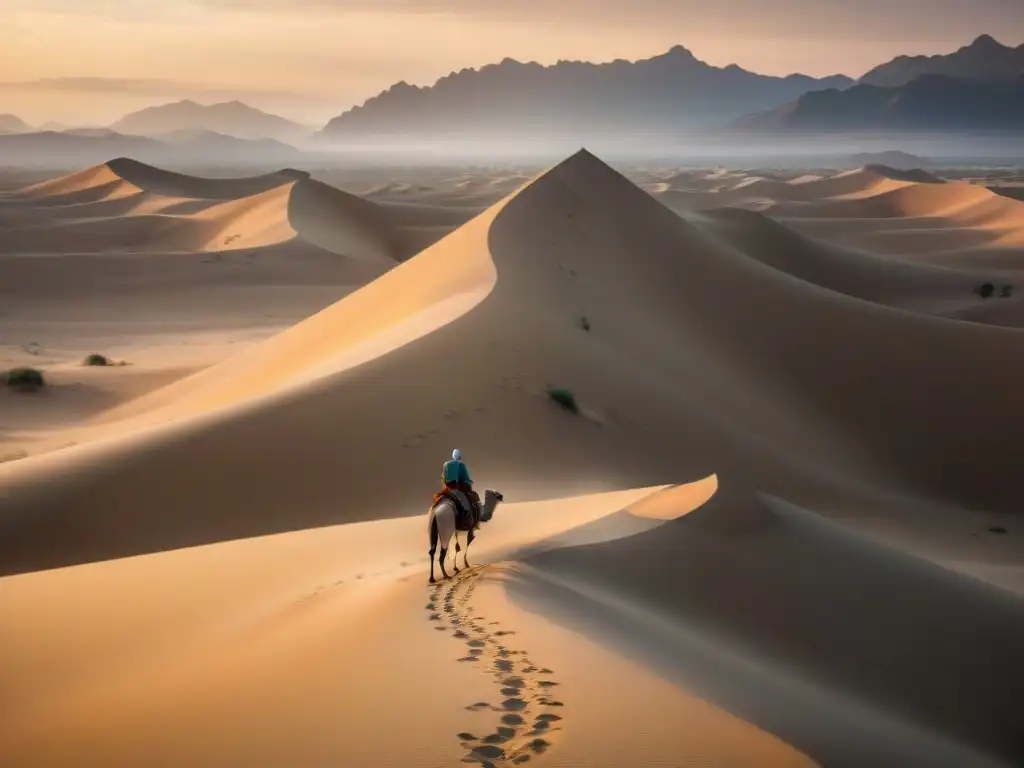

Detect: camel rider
[442, 448, 480, 524]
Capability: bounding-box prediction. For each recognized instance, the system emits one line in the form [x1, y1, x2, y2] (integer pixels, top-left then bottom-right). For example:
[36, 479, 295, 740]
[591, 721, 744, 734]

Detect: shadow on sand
[499, 489, 1024, 768]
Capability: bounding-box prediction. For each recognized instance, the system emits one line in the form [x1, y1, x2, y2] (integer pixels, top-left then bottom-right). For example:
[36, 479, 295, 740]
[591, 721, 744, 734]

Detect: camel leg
[429, 516, 439, 584]
[464, 528, 475, 568]
[453, 533, 462, 574]
[438, 546, 450, 580]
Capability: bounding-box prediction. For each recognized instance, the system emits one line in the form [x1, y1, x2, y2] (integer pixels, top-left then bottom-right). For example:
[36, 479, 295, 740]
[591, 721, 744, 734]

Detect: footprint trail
[427, 566, 563, 765]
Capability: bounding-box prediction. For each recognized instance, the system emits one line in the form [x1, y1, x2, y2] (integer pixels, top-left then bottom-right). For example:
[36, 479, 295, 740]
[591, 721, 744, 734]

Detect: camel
[427, 489, 504, 583]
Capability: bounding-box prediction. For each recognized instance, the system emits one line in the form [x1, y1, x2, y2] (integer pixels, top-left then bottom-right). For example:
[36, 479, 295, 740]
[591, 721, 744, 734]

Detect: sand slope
[0, 151, 861, 572]
[512, 485, 1024, 766]
[1, 482, 829, 768]
[0, 160, 428, 461]
[3, 151, 1024, 570]
[0, 158, 409, 261]
[696, 205, 998, 314]
[2, 151, 1023, 768]
[647, 164, 1024, 266]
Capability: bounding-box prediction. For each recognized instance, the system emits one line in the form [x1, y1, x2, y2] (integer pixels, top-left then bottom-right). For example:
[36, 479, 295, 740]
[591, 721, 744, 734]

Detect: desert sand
[2, 151, 1023, 768]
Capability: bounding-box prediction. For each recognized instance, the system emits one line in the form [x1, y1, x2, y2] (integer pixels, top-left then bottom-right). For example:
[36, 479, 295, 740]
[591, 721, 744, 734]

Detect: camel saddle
[433, 487, 480, 531]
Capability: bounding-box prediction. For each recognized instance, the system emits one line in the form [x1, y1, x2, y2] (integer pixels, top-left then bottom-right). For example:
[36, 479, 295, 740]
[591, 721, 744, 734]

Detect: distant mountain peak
[968, 34, 1005, 49]
[665, 44, 697, 58]
[860, 33, 1024, 86]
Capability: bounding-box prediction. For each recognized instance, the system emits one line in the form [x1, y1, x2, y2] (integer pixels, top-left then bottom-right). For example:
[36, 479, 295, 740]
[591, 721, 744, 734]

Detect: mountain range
[860, 34, 1024, 87]
[736, 74, 1024, 131]
[737, 35, 1024, 133]
[4, 34, 1023, 151]
[111, 100, 310, 143]
[318, 45, 853, 141]
[0, 129, 309, 169]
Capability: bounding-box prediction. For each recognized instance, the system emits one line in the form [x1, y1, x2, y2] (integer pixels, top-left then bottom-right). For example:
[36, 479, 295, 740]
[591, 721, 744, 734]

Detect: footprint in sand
[427, 567, 564, 765]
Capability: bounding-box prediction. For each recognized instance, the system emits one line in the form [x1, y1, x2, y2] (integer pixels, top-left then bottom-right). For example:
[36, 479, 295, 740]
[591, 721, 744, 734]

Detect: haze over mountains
[318, 45, 854, 141]
[0, 129, 307, 170]
[0, 114, 32, 134]
[0, 77, 338, 128]
[315, 35, 1024, 144]
[3, 34, 1023, 166]
[111, 100, 311, 143]
[0, 100, 317, 168]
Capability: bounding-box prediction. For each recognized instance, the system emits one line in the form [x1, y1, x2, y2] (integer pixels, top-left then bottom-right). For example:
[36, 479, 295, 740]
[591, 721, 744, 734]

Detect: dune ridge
[0, 159, 412, 261]
[0, 150, 874, 572]
[643, 163, 1024, 276]
[511, 486, 1023, 767]
[2, 150, 1024, 768]
[3, 149, 1022, 569]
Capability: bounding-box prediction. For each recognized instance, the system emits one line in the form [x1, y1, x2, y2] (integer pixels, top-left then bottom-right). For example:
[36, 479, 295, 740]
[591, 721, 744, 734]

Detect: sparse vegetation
[579, 316, 591, 332]
[976, 282, 1015, 299]
[546, 386, 578, 414]
[82, 353, 129, 367]
[988, 526, 1009, 534]
[2, 367, 45, 391]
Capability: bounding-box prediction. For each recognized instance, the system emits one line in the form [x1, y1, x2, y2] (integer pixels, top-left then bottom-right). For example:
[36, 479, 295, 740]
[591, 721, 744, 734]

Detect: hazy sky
[2, 0, 1022, 125]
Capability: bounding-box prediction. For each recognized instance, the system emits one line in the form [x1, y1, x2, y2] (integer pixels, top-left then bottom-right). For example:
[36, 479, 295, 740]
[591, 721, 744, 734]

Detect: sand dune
[1, 159, 411, 260]
[15, 163, 143, 200]
[2, 150, 1023, 767]
[639, 166, 921, 213]
[643, 164, 1024, 274]
[0, 160, 427, 464]
[0, 151, 854, 572]
[96, 157, 305, 199]
[1, 483, 828, 768]
[779, 179, 1019, 223]
[3, 150, 1023, 566]
[649, 165, 928, 207]
[514, 486, 1024, 767]
[696, 206, 1000, 314]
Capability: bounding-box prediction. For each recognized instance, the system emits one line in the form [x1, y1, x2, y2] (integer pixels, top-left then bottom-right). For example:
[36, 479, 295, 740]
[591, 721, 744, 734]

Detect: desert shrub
[977, 282, 995, 298]
[579, 316, 591, 332]
[546, 386, 578, 414]
[84, 353, 110, 366]
[3, 367, 45, 391]
[1000, 284, 1013, 298]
